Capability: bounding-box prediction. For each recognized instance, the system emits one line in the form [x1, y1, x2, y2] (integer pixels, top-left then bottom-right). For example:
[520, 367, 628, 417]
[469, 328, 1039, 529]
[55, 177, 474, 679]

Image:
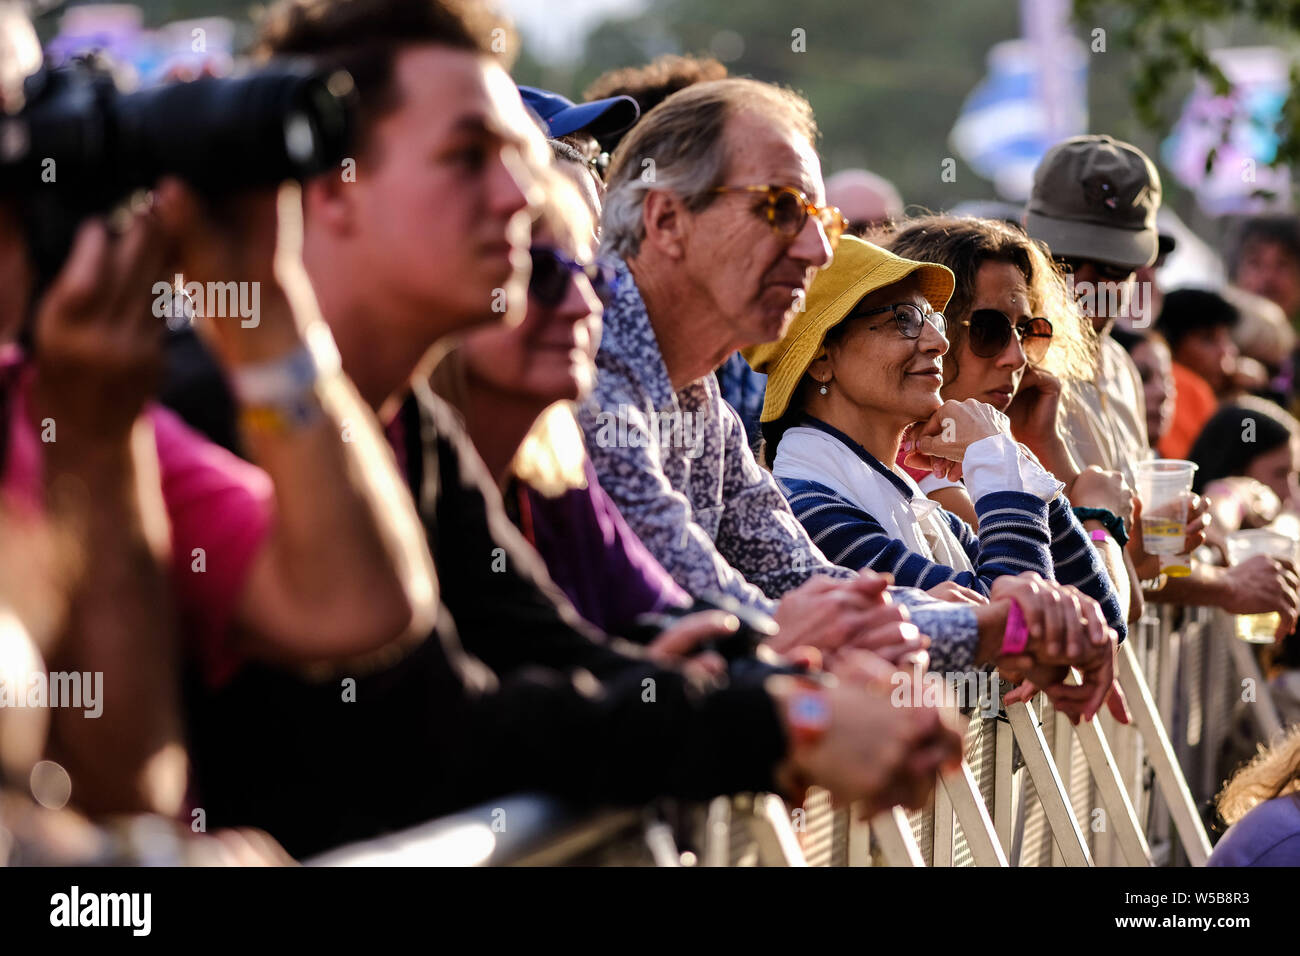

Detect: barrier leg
[938, 760, 1008, 866]
[751, 794, 808, 866]
[1072, 716, 1153, 865]
[847, 806, 872, 867]
[1222, 626, 1284, 741]
[868, 806, 926, 867]
[1117, 640, 1213, 865]
[1005, 701, 1093, 866]
[933, 769, 955, 866]
[1148, 611, 1177, 860]
[995, 715, 1015, 852]
[1049, 704, 1076, 866]
[704, 796, 731, 867]
[643, 819, 683, 867]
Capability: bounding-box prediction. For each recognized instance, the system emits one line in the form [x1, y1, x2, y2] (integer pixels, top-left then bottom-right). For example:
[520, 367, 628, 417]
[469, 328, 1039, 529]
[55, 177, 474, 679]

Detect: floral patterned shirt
[577, 258, 979, 665]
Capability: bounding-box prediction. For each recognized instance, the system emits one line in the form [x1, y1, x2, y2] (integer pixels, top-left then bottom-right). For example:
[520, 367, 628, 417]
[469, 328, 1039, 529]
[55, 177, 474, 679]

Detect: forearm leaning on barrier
[42, 420, 186, 816]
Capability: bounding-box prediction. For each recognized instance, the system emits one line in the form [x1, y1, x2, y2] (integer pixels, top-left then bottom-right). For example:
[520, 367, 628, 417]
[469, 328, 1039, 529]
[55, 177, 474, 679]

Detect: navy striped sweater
[776, 432, 1127, 645]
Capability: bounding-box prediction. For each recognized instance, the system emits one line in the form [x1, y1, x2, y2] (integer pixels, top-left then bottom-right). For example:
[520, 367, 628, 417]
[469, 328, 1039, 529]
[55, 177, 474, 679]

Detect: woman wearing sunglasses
[885, 217, 1135, 539]
[745, 236, 1127, 688]
[428, 175, 721, 654]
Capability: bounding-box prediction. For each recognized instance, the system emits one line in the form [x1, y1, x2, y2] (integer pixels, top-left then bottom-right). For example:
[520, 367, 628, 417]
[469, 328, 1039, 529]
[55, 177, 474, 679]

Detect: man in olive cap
[1027, 135, 1298, 630]
[1025, 134, 1158, 481]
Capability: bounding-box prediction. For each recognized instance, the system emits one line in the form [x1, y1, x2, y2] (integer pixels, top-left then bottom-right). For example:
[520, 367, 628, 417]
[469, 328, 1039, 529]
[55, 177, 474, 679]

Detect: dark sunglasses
[712, 184, 849, 252]
[964, 309, 1054, 364]
[850, 301, 948, 339]
[529, 245, 615, 309]
[1055, 257, 1134, 283]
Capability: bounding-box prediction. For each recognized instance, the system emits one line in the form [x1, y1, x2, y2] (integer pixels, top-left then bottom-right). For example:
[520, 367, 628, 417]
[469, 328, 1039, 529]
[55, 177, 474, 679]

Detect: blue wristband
[1072, 506, 1129, 547]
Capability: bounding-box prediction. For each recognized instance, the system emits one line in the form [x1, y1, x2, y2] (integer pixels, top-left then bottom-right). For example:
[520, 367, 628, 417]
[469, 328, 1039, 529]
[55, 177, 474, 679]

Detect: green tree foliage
[1075, 0, 1300, 171]
[517, 0, 1025, 209]
[53, 0, 1278, 214]
[513, 0, 1177, 211]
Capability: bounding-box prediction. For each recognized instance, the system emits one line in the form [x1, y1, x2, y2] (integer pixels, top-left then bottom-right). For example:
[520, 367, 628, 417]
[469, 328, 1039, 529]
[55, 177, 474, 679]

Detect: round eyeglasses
[712, 184, 848, 252]
[850, 301, 948, 339]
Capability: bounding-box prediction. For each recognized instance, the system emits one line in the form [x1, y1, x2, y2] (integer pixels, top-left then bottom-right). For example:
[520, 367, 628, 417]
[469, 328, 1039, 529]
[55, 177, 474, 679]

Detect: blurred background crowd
[1, 0, 1300, 869]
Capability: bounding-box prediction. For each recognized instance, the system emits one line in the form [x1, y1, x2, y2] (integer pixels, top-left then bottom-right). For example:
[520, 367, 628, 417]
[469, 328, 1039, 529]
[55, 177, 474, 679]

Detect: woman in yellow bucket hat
[742, 236, 1128, 664]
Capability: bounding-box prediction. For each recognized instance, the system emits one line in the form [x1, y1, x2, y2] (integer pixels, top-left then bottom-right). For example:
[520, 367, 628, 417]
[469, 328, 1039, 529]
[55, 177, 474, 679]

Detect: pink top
[895, 445, 935, 484]
[2, 346, 273, 687]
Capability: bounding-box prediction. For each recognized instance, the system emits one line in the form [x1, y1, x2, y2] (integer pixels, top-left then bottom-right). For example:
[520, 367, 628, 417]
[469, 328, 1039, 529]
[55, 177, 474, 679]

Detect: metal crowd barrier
[307, 795, 648, 866]
[308, 607, 1290, 866]
[790, 603, 1289, 868]
[306, 793, 819, 867]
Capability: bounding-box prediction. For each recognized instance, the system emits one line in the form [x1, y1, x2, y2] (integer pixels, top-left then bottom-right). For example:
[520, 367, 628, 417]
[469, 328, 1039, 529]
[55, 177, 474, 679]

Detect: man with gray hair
[580, 78, 1088, 668]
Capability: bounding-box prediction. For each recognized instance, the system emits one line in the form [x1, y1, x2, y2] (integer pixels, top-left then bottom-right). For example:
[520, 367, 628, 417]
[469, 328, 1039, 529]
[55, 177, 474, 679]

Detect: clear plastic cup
[1134, 459, 1198, 576]
[1225, 529, 1297, 643]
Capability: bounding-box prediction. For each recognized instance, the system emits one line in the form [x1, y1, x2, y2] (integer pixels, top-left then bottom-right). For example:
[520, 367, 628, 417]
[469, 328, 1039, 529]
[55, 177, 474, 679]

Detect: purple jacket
[512, 460, 691, 637]
[1208, 793, 1300, 866]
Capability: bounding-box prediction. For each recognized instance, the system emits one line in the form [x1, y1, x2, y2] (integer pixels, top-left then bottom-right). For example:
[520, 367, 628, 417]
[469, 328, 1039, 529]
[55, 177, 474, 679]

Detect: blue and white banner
[950, 0, 1088, 200]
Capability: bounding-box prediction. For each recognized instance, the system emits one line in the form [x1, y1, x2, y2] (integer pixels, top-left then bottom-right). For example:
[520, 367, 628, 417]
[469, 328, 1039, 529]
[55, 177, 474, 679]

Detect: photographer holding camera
[0, 13, 437, 819]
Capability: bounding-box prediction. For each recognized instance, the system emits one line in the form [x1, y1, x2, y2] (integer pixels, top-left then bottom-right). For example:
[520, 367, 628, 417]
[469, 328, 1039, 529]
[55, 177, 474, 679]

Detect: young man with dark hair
[1155, 288, 1239, 458]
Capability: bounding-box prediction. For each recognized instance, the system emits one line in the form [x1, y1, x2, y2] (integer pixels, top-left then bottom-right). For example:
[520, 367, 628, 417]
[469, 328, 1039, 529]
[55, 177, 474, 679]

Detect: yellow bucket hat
[743, 236, 956, 423]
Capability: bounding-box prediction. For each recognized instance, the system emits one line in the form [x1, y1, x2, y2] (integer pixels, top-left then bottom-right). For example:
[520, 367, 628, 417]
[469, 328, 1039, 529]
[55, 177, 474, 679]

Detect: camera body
[0, 55, 355, 289]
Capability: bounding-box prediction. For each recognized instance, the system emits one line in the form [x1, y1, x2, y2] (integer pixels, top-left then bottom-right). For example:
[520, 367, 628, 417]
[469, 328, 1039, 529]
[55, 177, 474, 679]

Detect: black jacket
[185, 384, 786, 858]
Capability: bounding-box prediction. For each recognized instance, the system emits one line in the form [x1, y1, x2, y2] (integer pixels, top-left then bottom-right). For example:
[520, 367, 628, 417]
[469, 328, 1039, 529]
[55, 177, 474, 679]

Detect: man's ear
[641, 190, 687, 260]
[304, 166, 356, 237]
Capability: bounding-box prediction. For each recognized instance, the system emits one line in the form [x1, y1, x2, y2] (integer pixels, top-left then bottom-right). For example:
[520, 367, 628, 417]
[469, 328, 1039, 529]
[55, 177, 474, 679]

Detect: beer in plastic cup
[1134, 459, 1198, 577]
[1225, 529, 1296, 643]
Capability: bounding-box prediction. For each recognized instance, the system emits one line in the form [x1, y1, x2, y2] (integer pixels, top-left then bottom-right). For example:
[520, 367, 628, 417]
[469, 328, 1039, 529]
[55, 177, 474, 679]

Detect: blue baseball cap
[518, 85, 640, 147]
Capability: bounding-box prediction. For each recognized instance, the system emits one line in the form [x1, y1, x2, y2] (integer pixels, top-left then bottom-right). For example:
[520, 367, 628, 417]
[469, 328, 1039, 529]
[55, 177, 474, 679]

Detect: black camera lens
[113, 65, 355, 192]
[0, 58, 356, 291]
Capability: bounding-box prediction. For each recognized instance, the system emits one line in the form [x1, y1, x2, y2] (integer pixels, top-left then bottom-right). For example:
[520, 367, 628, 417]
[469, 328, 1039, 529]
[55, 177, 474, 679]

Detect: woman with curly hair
[1210, 726, 1300, 865]
[885, 216, 1105, 494]
[883, 216, 1140, 616]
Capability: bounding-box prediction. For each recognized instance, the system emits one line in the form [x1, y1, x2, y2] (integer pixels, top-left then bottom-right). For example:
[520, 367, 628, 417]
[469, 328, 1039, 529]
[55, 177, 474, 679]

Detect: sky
[498, 0, 645, 65]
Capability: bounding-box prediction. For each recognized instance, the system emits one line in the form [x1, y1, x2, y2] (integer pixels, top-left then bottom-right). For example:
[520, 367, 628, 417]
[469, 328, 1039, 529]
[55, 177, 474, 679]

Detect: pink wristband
[1089, 528, 1109, 543]
[1001, 599, 1029, 656]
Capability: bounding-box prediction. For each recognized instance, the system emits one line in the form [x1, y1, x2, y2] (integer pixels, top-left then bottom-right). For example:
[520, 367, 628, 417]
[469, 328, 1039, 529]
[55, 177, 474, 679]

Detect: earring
[818, 382, 829, 395]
